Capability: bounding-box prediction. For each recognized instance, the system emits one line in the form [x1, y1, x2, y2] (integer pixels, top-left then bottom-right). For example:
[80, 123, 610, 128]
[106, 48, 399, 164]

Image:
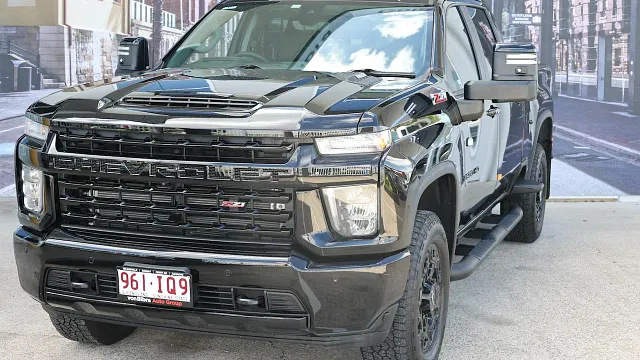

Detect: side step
[451, 206, 523, 281]
[511, 179, 544, 195]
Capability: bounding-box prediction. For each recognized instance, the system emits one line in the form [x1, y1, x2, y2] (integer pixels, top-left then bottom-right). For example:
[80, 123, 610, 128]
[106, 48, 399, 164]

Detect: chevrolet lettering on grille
[50, 156, 296, 181]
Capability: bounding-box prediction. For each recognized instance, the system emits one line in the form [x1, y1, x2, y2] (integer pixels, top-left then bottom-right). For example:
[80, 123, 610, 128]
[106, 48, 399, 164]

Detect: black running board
[451, 206, 523, 281]
[511, 179, 544, 195]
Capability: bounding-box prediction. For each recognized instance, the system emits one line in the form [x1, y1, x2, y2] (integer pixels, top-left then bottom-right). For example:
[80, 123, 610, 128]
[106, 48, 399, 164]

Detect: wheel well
[538, 117, 553, 197]
[417, 175, 457, 260]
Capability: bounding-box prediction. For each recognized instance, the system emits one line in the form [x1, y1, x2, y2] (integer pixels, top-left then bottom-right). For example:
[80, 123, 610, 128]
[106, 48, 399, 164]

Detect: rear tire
[502, 143, 548, 243]
[361, 211, 450, 360]
[50, 314, 136, 345]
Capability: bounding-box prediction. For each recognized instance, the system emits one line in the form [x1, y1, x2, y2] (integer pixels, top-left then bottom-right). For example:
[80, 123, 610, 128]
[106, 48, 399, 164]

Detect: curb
[557, 94, 628, 108]
[553, 125, 640, 164]
[0, 115, 23, 122]
[549, 196, 640, 203]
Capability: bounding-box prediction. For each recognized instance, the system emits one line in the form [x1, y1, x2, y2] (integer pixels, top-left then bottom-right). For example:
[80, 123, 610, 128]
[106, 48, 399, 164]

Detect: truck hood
[37, 68, 419, 132]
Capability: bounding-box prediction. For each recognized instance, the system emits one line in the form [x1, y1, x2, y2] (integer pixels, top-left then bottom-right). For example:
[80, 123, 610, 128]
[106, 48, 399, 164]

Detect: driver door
[444, 6, 500, 211]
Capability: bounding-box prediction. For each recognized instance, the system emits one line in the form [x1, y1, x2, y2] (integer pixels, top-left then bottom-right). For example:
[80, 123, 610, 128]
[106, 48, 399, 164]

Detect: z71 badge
[429, 92, 448, 104]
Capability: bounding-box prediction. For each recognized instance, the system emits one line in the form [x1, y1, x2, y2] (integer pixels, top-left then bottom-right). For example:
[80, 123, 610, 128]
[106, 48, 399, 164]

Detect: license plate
[117, 263, 192, 308]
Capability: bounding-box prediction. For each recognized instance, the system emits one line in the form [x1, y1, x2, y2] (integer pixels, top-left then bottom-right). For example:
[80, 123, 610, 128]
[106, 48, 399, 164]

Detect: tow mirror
[115, 37, 149, 76]
[464, 43, 538, 103]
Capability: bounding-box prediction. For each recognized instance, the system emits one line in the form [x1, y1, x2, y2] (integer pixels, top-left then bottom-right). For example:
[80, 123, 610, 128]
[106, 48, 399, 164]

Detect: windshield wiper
[229, 64, 262, 70]
[348, 69, 416, 79]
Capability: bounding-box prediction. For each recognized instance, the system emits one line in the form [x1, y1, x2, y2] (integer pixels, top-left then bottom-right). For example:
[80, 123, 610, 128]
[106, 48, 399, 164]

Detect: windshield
[164, 2, 434, 76]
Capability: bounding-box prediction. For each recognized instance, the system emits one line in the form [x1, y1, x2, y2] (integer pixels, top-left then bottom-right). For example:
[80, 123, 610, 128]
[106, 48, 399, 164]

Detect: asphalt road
[1, 200, 639, 359]
[554, 96, 639, 152]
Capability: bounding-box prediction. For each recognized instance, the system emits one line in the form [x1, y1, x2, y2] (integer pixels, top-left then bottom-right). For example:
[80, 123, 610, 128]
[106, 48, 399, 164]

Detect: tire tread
[361, 211, 449, 360]
[50, 314, 135, 345]
[504, 143, 548, 243]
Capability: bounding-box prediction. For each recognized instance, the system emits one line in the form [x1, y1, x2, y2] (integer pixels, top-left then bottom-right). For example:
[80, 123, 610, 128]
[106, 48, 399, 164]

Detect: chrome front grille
[120, 95, 262, 112]
[53, 126, 299, 163]
[58, 175, 295, 256]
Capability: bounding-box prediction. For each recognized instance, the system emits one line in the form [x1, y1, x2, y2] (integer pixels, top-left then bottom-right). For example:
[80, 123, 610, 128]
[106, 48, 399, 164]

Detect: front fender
[378, 131, 461, 253]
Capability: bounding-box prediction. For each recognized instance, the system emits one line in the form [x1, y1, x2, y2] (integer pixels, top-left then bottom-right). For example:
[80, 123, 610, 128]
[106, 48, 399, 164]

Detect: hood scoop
[119, 93, 262, 112]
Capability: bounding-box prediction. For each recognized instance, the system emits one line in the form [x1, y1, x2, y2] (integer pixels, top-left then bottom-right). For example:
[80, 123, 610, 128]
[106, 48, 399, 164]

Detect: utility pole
[492, 0, 504, 34]
[180, 0, 184, 31]
[151, 0, 164, 65]
[558, 0, 571, 94]
[630, 0, 640, 114]
[540, 0, 554, 72]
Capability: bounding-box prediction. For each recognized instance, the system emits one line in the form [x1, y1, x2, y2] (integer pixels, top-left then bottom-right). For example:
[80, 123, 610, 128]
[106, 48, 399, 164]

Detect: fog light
[21, 166, 44, 215]
[323, 184, 378, 237]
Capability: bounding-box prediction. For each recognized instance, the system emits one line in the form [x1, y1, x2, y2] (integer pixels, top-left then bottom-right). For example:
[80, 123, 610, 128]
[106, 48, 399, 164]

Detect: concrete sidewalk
[0, 200, 639, 359]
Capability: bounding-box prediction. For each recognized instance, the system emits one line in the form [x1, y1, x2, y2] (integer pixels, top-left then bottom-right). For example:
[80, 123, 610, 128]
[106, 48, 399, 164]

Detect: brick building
[491, 0, 633, 101]
[0, 0, 210, 89]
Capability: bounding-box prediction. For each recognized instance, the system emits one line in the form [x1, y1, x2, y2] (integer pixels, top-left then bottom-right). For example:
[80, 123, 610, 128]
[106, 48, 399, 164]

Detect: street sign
[509, 13, 542, 26]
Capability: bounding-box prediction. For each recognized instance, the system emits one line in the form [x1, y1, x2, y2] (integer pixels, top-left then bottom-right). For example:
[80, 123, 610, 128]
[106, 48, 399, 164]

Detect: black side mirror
[464, 80, 537, 103]
[464, 42, 538, 103]
[115, 37, 149, 76]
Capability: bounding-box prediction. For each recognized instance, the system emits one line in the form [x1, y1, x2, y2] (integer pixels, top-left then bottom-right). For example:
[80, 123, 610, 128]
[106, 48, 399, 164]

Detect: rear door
[443, 6, 500, 211]
[464, 6, 526, 179]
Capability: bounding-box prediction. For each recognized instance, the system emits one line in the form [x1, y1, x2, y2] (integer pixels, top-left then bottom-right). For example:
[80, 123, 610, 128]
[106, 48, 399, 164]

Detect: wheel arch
[405, 161, 461, 263]
[535, 112, 553, 198]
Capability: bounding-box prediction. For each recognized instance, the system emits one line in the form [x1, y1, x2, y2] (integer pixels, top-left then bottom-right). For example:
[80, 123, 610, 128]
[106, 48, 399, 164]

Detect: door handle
[486, 106, 500, 118]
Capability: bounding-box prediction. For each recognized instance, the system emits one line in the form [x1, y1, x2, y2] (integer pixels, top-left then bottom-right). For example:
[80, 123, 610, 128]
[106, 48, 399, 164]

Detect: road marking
[554, 125, 640, 165]
[563, 152, 589, 159]
[573, 146, 590, 149]
[611, 111, 638, 118]
[0, 125, 24, 134]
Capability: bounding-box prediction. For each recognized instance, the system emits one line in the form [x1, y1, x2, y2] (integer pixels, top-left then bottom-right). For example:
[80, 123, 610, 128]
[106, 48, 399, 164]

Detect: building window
[601, 0, 607, 17]
[614, 48, 622, 67]
[612, 0, 617, 16]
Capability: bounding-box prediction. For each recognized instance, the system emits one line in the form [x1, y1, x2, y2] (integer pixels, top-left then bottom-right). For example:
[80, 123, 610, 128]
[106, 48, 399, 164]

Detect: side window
[445, 7, 480, 93]
[466, 7, 497, 72]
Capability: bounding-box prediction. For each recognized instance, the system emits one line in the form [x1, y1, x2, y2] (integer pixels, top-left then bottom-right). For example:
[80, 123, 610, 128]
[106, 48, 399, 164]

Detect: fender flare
[401, 160, 462, 256]
[529, 108, 553, 193]
[533, 109, 553, 147]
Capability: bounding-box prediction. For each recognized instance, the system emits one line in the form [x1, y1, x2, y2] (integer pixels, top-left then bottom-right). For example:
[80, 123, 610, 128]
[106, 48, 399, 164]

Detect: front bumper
[14, 227, 410, 348]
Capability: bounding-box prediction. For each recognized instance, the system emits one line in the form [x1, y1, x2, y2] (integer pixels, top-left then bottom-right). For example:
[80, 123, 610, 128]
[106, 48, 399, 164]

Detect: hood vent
[119, 94, 262, 112]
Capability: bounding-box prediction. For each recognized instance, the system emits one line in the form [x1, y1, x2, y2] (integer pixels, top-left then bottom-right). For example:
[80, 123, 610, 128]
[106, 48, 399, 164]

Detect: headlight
[322, 184, 378, 237]
[24, 113, 49, 141]
[21, 166, 44, 215]
[315, 130, 391, 155]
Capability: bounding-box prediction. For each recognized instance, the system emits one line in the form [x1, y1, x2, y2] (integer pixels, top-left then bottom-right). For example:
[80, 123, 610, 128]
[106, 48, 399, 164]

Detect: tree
[152, 0, 164, 65]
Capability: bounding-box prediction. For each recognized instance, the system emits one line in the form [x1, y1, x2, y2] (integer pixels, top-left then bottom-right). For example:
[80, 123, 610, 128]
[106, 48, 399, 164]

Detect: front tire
[361, 211, 450, 360]
[50, 314, 136, 345]
[502, 143, 549, 243]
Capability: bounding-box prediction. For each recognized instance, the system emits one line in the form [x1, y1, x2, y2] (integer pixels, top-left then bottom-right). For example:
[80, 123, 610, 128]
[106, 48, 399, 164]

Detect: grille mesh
[58, 175, 294, 256]
[54, 128, 297, 163]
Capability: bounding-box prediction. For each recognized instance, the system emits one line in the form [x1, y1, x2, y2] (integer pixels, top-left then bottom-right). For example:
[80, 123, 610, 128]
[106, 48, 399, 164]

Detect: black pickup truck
[13, 1, 553, 358]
